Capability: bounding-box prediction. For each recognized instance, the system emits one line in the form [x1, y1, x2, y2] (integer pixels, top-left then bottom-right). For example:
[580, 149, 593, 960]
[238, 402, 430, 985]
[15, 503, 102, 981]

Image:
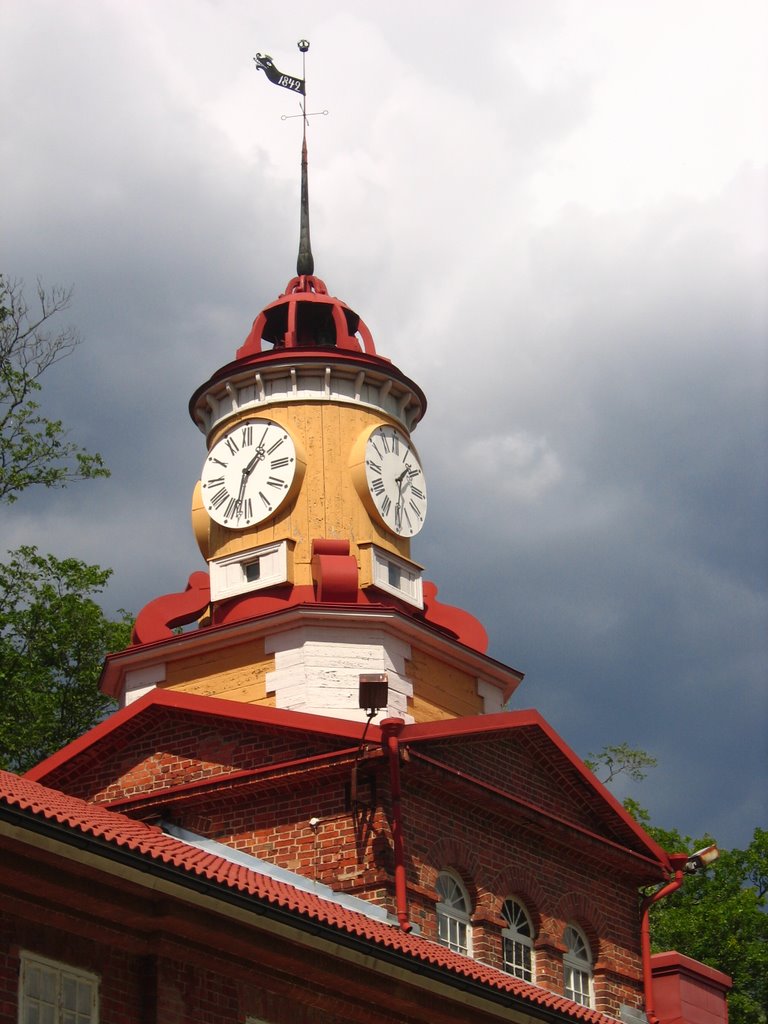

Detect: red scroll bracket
[132, 571, 211, 646]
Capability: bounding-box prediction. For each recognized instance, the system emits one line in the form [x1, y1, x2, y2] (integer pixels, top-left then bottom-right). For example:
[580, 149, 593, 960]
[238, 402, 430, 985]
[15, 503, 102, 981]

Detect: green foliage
[584, 742, 658, 785]
[0, 275, 109, 503]
[590, 748, 768, 1024]
[0, 546, 132, 773]
[642, 821, 768, 1024]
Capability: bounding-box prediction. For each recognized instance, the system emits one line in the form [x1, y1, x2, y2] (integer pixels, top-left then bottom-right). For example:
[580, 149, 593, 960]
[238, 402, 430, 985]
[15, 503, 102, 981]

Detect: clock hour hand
[243, 447, 266, 477]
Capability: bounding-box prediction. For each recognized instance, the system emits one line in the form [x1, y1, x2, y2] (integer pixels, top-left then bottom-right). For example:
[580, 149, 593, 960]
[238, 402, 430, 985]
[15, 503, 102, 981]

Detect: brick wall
[30, 715, 653, 1019]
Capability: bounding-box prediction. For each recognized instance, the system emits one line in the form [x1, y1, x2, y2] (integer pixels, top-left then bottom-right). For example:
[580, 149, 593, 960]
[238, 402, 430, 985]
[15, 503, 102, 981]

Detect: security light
[358, 673, 388, 717]
[684, 843, 719, 874]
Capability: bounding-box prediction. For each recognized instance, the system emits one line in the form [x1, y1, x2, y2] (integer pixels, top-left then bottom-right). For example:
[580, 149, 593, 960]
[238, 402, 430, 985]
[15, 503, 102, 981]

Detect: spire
[254, 39, 323, 278]
[297, 95, 314, 275]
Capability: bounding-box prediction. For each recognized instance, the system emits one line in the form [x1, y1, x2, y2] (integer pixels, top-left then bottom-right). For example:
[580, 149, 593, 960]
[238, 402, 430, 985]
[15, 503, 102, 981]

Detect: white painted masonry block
[122, 663, 167, 708]
[265, 625, 414, 723]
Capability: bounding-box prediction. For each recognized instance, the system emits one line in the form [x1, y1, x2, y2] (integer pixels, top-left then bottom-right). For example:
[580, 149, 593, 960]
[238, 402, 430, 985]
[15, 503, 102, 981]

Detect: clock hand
[395, 462, 411, 486]
[396, 463, 414, 497]
[233, 471, 249, 516]
[243, 447, 266, 476]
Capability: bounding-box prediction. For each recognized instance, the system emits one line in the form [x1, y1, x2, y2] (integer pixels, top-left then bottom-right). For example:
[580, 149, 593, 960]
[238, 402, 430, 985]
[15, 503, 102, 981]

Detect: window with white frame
[563, 924, 593, 1007]
[502, 898, 534, 982]
[435, 870, 472, 956]
[368, 545, 423, 608]
[19, 952, 98, 1024]
[209, 540, 289, 601]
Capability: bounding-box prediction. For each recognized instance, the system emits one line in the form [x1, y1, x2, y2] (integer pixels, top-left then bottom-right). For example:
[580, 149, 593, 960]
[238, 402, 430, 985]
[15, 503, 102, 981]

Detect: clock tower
[100, 86, 523, 724]
[188, 270, 429, 605]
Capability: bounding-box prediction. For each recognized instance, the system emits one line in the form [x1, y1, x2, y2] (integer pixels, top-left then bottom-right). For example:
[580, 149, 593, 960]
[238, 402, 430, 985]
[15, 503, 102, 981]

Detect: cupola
[237, 273, 377, 356]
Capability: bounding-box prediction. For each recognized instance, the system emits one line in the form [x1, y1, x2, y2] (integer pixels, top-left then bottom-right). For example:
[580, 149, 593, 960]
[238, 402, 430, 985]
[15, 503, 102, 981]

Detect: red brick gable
[407, 729, 653, 868]
[26, 691, 666, 874]
[26, 691, 366, 799]
[43, 707, 355, 806]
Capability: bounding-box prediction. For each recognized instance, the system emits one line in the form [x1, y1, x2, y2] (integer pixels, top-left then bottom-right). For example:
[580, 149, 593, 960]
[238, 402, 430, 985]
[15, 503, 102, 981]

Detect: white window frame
[435, 869, 472, 956]
[502, 897, 535, 982]
[368, 545, 424, 609]
[563, 924, 593, 1007]
[209, 540, 290, 601]
[18, 951, 99, 1024]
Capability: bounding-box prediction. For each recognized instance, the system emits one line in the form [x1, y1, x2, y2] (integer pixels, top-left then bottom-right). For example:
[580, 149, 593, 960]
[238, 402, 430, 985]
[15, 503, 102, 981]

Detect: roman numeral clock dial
[201, 419, 298, 528]
[357, 424, 428, 537]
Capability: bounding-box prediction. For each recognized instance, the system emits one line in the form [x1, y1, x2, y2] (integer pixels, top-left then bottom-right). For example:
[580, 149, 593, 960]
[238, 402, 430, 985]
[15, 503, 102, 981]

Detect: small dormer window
[436, 870, 472, 956]
[563, 924, 593, 1006]
[366, 545, 423, 609]
[502, 898, 534, 982]
[209, 541, 290, 601]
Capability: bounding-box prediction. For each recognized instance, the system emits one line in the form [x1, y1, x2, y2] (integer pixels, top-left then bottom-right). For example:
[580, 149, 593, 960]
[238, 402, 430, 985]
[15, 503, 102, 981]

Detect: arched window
[502, 898, 534, 981]
[563, 924, 593, 1007]
[435, 870, 472, 956]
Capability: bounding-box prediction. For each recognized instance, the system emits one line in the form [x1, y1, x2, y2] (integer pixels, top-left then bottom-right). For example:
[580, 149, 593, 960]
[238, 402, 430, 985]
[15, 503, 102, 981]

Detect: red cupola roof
[237, 274, 377, 358]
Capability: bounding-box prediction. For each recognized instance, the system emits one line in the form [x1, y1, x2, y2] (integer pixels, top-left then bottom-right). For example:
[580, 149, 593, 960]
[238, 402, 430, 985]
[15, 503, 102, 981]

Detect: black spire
[296, 40, 314, 276]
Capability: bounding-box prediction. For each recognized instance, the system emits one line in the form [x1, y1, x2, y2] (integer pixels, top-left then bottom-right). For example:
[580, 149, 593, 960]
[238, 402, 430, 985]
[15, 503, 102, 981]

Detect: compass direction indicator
[254, 39, 328, 277]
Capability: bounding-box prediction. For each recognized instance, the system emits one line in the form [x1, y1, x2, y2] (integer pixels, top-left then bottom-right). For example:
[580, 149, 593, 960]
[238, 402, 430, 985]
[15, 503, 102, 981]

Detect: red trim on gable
[399, 710, 672, 871]
[24, 693, 670, 871]
[25, 688, 382, 784]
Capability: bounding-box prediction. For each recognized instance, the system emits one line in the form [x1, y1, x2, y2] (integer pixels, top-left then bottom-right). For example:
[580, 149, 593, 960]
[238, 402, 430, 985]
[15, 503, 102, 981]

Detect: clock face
[363, 424, 428, 537]
[201, 419, 297, 528]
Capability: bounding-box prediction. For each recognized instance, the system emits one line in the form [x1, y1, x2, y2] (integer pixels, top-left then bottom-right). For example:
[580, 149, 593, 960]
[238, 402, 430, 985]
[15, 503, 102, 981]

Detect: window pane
[565, 965, 590, 1006]
[41, 969, 56, 1004]
[565, 925, 589, 960]
[504, 937, 532, 981]
[77, 980, 92, 1014]
[25, 965, 41, 999]
[62, 975, 77, 1009]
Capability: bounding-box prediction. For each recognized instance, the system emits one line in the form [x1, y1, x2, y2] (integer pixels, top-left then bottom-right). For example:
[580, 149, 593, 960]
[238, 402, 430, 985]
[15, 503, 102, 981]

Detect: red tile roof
[1, 769, 617, 1023]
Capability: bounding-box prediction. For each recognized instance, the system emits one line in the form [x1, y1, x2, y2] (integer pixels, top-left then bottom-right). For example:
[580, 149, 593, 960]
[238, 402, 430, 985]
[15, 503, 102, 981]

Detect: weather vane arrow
[253, 49, 305, 95]
[254, 40, 328, 277]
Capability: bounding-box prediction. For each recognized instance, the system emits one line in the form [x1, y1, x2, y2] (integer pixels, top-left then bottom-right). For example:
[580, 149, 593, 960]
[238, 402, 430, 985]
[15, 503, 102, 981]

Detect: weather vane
[254, 40, 328, 276]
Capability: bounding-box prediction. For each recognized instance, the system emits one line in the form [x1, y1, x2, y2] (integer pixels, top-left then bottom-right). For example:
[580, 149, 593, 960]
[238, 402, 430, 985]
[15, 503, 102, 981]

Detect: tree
[645, 819, 767, 1024]
[585, 742, 658, 785]
[588, 745, 768, 1024]
[0, 546, 132, 773]
[0, 275, 109, 503]
[0, 273, 131, 771]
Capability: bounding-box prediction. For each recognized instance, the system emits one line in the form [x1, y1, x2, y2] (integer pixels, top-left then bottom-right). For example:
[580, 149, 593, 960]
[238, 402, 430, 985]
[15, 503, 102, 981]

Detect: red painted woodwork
[131, 571, 211, 645]
[311, 538, 359, 602]
[651, 952, 731, 1024]
[236, 275, 378, 356]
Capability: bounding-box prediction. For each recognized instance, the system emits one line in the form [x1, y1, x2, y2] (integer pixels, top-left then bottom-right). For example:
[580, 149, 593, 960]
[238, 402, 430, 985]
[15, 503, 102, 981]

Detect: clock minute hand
[234, 470, 249, 512]
[396, 462, 413, 495]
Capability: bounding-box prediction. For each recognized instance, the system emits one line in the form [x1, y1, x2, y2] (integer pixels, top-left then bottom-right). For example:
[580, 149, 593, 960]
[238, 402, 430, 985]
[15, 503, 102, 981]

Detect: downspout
[640, 854, 688, 1024]
[381, 718, 412, 932]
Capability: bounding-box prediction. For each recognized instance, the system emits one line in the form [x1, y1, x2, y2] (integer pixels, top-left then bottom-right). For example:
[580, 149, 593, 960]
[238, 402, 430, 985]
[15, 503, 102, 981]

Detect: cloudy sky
[2, 0, 766, 852]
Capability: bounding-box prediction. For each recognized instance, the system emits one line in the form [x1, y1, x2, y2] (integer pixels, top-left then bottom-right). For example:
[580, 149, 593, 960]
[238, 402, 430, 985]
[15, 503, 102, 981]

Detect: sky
[2, 0, 766, 852]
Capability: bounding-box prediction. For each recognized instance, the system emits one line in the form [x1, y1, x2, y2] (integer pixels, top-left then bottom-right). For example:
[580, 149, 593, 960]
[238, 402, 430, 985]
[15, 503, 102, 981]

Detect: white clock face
[364, 424, 427, 537]
[201, 419, 297, 528]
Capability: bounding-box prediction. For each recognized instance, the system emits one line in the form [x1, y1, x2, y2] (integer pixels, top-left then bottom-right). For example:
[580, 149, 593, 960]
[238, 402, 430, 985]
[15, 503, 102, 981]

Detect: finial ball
[298, 39, 310, 52]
